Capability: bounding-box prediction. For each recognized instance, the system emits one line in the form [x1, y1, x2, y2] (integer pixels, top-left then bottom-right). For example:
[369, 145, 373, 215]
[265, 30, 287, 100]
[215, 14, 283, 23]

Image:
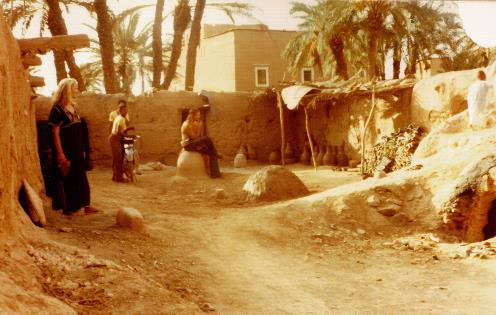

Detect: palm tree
[284, 1, 355, 81]
[5, 0, 86, 89]
[184, 1, 255, 91]
[45, 0, 86, 90]
[152, 0, 165, 88]
[161, 0, 191, 90]
[80, 62, 103, 92]
[93, 0, 119, 93]
[85, 13, 153, 94]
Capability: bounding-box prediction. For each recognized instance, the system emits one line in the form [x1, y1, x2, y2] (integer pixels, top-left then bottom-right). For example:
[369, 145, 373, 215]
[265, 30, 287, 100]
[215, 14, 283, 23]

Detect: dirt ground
[32, 163, 496, 314]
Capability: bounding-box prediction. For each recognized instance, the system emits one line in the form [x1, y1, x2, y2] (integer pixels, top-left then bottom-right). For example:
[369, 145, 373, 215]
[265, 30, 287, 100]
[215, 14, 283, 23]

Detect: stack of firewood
[363, 124, 424, 175]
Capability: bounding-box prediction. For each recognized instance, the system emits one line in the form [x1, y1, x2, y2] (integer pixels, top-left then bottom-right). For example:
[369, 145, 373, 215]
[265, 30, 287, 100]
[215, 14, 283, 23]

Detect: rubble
[363, 124, 424, 175]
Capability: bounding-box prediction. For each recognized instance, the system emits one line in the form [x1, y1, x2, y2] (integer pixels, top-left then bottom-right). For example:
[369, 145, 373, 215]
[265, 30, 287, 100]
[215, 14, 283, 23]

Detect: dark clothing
[48, 103, 90, 214]
[109, 134, 124, 181]
[183, 136, 221, 178]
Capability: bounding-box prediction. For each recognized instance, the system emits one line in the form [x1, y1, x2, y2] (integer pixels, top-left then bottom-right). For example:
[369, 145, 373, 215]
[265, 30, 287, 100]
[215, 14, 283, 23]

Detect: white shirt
[467, 79, 490, 126]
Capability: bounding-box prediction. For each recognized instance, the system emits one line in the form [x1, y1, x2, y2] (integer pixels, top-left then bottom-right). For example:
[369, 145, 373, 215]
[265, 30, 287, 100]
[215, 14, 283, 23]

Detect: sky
[9, 0, 315, 95]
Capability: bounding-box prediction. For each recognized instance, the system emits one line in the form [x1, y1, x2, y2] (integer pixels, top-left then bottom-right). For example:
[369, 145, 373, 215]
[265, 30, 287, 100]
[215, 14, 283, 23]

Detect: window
[255, 66, 269, 87]
[301, 67, 314, 82]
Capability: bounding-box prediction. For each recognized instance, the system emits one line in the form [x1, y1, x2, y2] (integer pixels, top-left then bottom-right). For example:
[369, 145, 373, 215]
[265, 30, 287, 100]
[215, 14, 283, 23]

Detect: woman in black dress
[48, 78, 98, 216]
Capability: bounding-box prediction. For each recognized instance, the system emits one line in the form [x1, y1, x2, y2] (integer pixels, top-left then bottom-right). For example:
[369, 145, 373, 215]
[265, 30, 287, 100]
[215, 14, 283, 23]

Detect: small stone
[356, 229, 366, 235]
[374, 170, 386, 179]
[116, 207, 145, 232]
[214, 188, 227, 199]
[59, 227, 73, 233]
[201, 303, 216, 312]
[366, 195, 380, 207]
[377, 207, 399, 217]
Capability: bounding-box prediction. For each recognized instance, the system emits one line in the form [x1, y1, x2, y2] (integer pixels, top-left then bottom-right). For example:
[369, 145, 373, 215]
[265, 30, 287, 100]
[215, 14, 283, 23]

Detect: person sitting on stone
[467, 70, 491, 129]
[181, 108, 221, 178]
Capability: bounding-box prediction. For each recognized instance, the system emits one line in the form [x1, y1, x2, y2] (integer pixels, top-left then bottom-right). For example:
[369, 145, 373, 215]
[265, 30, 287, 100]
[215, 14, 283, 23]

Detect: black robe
[48, 103, 90, 214]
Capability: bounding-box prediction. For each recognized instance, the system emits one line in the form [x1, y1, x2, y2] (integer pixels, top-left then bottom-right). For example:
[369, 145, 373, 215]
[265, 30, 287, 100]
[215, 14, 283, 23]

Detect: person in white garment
[467, 70, 491, 128]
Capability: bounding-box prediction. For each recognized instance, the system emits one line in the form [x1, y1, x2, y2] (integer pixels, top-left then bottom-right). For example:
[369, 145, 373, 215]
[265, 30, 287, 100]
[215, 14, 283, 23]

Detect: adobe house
[173, 24, 320, 92]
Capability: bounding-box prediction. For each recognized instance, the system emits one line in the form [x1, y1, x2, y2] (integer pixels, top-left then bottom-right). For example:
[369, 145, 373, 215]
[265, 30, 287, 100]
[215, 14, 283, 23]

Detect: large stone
[22, 180, 46, 227]
[243, 166, 309, 201]
[176, 150, 208, 178]
[116, 207, 145, 232]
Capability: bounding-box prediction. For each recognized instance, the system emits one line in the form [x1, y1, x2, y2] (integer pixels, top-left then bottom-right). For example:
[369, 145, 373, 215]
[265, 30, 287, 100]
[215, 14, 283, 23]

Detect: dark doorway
[483, 200, 496, 240]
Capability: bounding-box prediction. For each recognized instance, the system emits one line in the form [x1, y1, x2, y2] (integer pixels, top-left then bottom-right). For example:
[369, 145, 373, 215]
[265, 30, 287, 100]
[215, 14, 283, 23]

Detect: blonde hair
[52, 78, 78, 107]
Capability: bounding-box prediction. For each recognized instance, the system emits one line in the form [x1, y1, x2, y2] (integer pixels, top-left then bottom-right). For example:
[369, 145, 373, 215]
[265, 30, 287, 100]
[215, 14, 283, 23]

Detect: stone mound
[176, 150, 208, 178]
[243, 166, 309, 201]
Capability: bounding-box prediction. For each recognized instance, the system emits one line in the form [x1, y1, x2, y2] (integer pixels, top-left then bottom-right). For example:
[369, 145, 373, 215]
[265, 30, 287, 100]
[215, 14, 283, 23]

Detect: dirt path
[40, 166, 496, 314]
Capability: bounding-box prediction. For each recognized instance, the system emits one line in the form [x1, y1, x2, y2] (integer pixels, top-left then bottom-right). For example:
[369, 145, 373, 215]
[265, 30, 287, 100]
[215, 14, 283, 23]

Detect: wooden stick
[277, 91, 285, 166]
[22, 53, 42, 68]
[361, 80, 376, 175]
[29, 75, 45, 87]
[304, 107, 317, 171]
[17, 34, 90, 54]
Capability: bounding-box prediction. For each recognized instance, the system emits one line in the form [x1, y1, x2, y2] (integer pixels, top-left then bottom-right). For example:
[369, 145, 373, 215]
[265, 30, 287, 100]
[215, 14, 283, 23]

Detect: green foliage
[284, 0, 466, 82]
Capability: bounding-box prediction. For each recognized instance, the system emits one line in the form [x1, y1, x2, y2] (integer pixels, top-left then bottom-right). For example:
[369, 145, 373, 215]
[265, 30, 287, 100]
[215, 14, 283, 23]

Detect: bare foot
[69, 209, 85, 216]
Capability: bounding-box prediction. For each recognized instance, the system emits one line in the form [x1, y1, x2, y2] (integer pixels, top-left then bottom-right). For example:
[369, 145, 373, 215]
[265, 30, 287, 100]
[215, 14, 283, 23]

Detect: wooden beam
[21, 53, 42, 68]
[29, 76, 45, 87]
[17, 34, 90, 54]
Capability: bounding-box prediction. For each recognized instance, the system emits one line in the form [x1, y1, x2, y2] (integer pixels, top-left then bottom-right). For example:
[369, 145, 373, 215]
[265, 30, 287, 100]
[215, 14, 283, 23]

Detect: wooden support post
[277, 91, 286, 166]
[29, 76, 45, 87]
[17, 34, 90, 54]
[304, 107, 317, 171]
[361, 80, 376, 175]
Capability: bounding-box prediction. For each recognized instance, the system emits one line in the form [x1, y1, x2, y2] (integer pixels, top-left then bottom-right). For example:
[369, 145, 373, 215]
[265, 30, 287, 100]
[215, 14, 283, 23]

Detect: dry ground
[30, 164, 496, 314]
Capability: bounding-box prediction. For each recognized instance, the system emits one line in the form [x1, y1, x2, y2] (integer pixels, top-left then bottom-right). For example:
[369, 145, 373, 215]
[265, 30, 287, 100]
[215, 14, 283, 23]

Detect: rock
[374, 170, 386, 179]
[377, 206, 400, 217]
[356, 229, 366, 235]
[116, 207, 145, 232]
[59, 227, 73, 233]
[200, 303, 215, 312]
[391, 213, 409, 225]
[243, 166, 309, 201]
[366, 195, 380, 207]
[214, 188, 227, 199]
[176, 150, 208, 178]
[22, 180, 47, 227]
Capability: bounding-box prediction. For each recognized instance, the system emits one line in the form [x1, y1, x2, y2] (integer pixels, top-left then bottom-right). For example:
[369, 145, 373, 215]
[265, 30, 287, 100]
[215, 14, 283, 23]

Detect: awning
[281, 85, 318, 110]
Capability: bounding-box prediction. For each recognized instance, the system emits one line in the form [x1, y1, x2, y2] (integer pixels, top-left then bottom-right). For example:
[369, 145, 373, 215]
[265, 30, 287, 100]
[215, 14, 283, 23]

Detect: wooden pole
[361, 80, 376, 175]
[277, 91, 285, 166]
[304, 107, 317, 171]
[17, 34, 90, 54]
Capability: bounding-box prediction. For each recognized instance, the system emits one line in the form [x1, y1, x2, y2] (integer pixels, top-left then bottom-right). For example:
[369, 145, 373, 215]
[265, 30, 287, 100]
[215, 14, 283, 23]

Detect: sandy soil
[33, 164, 496, 314]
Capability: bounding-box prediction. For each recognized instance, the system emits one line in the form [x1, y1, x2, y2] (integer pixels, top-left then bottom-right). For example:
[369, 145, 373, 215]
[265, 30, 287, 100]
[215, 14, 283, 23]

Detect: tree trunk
[367, 30, 378, 80]
[361, 81, 376, 175]
[329, 36, 348, 80]
[45, 0, 85, 90]
[94, 0, 119, 93]
[161, 0, 191, 90]
[393, 42, 401, 79]
[152, 0, 165, 88]
[52, 51, 67, 82]
[405, 44, 418, 76]
[185, 0, 205, 91]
